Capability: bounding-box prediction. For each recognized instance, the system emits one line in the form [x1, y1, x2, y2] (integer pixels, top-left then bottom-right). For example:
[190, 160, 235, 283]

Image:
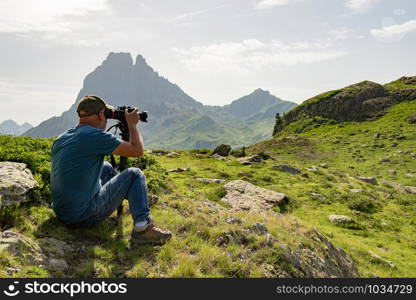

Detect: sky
[0, 0, 415, 126]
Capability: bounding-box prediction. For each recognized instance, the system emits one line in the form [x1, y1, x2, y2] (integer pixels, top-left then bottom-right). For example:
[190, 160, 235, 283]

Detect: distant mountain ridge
[23, 52, 297, 149]
[0, 120, 32, 136]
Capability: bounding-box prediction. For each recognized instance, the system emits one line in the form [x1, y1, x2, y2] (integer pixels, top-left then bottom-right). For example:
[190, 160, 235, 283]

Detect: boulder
[37, 237, 72, 258]
[169, 168, 190, 173]
[369, 251, 396, 269]
[211, 154, 229, 161]
[221, 180, 288, 212]
[276, 229, 360, 277]
[328, 214, 354, 224]
[0, 230, 72, 273]
[0, 162, 38, 206]
[356, 176, 377, 185]
[408, 113, 416, 124]
[273, 164, 301, 174]
[237, 155, 263, 165]
[382, 180, 416, 194]
[212, 144, 231, 156]
[166, 152, 180, 158]
[195, 178, 226, 184]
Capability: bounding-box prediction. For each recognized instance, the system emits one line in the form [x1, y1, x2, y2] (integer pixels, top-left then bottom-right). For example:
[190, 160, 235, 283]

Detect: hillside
[1, 82, 415, 277]
[22, 52, 296, 149]
[273, 76, 416, 135]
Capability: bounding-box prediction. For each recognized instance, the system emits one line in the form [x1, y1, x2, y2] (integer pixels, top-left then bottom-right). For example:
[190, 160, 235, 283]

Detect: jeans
[78, 161, 150, 227]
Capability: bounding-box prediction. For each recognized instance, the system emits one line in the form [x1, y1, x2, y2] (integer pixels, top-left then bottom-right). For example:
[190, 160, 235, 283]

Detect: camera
[104, 106, 148, 123]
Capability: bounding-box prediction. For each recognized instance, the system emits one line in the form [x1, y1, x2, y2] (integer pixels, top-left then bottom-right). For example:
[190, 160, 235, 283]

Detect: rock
[374, 133, 381, 138]
[195, 178, 226, 184]
[406, 173, 415, 178]
[388, 169, 397, 175]
[0, 162, 38, 206]
[328, 215, 354, 224]
[306, 165, 320, 172]
[0, 231, 72, 273]
[212, 144, 231, 156]
[48, 258, 69, 272]
[408, 113, 416, 124]
[319, 163, 328, 168]
[357, 176, 377, 185]
[225, 217, 242, 224]
[211, 153, 229, 161]
[169, 168, 190, 173]
[221, 180, 288, 213]
[272, 164, 301, 174]
[349, 189, 363, 193]
[311, 192, 325, 198]
[247, 223, 268, 235]
[0, 230, 43, 263]
[166, 152, 180, 158]
[237, 155, 263, 165]
[216, 230, 249, 246]
[279, 230, 360, 277]
[382, 180, 416, 194]
[369, 251, 396, 269]
[37, 237, 72, 258]
[380, 158, 390, 163]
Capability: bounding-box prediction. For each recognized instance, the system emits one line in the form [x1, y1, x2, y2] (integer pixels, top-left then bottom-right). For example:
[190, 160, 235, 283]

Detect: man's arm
[112, 108, 144, 158]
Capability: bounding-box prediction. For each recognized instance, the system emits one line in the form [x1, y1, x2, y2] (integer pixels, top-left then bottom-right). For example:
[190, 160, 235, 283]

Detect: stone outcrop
[0, 230, 72, 273]
[0, 162, 38, 207]
[274, 77, 416, 135]
[221, 180, 288, 212]
[212, 144, 231, 156]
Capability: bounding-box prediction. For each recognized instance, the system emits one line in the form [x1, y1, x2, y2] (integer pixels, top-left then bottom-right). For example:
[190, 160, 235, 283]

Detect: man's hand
[125, 108, 140, 126]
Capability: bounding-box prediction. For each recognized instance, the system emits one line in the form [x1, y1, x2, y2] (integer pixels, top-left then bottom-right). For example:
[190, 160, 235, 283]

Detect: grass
[1, 99, 416, 278]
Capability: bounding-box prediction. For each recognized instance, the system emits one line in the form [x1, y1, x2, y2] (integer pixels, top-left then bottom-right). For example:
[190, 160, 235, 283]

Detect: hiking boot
[131, 223, 172, 245]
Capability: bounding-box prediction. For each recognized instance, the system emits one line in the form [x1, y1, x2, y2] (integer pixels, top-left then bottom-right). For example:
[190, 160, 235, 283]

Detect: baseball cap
[77, 95, 115, 117]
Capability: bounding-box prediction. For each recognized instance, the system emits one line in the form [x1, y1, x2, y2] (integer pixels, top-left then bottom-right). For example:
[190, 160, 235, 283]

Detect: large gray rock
[212, 144, 231, 156]
[237, 155, 263, 165]
[280, 230, 360, 277]
[221, 180, 288, 212]
[272, 164, 301, 174]
[382, 180, 416, 194]
[0, 162, 38, 206]
[0, 230, 72, 272]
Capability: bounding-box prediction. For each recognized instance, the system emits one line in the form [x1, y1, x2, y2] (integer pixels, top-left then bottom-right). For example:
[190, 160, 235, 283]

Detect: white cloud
[0, 0, 109, 33]
[167, 5, 231, 24]
[344, 0, 380, 13]
[329, 27, 365, 40]
[255, 0, 305, 10]
[173, 39, 348, 75]
[370, 19, 416, 41]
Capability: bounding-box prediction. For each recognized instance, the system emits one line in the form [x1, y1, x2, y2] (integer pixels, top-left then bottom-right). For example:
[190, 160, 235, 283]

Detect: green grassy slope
[0, 98, 415, 278]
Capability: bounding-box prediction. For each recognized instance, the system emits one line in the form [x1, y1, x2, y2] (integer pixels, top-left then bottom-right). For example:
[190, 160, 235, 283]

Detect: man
[51, 95, 172, 245]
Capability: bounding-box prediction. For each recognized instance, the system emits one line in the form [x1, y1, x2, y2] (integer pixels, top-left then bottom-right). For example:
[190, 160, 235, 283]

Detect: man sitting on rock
[50, 95, 172, 245]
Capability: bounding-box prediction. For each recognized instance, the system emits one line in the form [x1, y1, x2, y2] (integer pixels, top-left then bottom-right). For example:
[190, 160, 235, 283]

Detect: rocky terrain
[1, 76, 415, 278]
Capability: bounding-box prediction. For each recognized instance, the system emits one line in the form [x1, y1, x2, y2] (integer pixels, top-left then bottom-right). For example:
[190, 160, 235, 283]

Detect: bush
[348, 197, 381, 213]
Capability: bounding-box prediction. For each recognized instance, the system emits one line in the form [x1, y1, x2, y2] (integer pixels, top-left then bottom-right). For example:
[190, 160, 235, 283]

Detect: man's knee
[127, 167, 145, 180]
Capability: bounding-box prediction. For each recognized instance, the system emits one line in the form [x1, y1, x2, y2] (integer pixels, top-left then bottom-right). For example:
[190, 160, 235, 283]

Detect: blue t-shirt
[51, 125, 122, 223]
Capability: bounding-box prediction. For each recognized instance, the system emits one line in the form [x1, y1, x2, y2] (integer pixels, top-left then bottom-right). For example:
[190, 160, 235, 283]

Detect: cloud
[0, 0, 108, 33]
[167, 4, 231, 24]
[173, 39, 348, 74]
[370, 19, 416, 41]
[255, 0, 305, 10]
[329, 27, 365, 40]
[344, 0, 380, 13]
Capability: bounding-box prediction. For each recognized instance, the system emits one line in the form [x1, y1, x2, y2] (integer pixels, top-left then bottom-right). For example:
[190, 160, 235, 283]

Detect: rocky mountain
[0, 119, 32, 136]
[22, 52, 296, 149]
[273, 76, 416, 135]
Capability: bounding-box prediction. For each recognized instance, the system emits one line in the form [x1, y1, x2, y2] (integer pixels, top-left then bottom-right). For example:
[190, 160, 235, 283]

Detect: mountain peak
[102, 52, 133, 68]
[252, 88, 269, 95]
